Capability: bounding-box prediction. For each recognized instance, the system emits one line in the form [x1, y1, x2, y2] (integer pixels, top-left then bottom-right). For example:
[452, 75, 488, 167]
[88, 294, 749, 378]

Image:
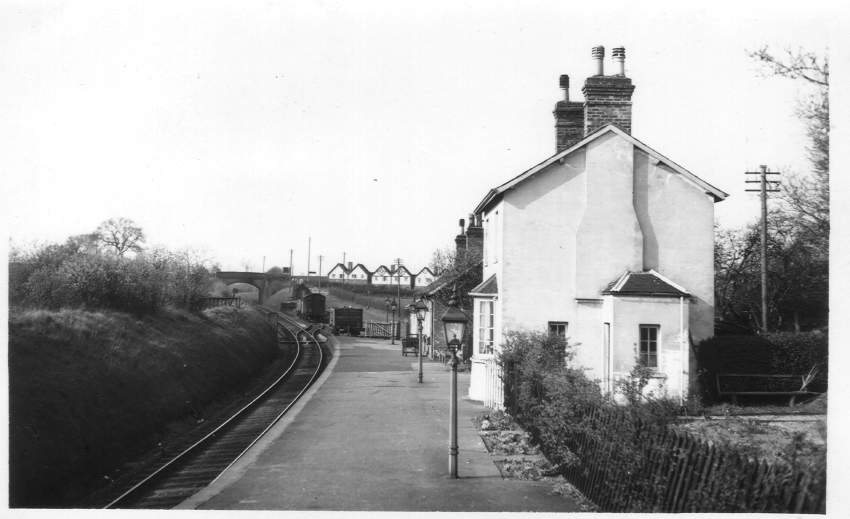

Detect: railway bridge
[215, 271, 290, 304]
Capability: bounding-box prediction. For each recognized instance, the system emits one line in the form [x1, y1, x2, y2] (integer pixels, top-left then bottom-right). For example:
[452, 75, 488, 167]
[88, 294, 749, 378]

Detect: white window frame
[478, 299, 495, 355]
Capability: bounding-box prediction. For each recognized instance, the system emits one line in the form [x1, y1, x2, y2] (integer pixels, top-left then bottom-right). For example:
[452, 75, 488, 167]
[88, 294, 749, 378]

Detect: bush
[12, 243, 214, 314]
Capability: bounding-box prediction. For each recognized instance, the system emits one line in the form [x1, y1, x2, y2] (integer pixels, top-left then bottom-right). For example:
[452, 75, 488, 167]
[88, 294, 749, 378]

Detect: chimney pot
[612, 46, 626, 76]
[591, 45, 605, 75]
[458, 218, 465, 232]
[559, 74, 570, 101]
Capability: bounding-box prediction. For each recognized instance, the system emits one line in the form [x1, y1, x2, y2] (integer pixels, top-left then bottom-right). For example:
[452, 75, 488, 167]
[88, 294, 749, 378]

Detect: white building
[414, 267, 436, 287]
[468, 47, 727, 404]
[371, 265, 394, 285]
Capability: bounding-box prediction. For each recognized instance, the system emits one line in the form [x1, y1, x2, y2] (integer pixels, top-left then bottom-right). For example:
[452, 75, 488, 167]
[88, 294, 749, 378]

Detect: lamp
[409, 299, 429, 384]
[390, 300, 397, 345]
[440, 294, 468, 479]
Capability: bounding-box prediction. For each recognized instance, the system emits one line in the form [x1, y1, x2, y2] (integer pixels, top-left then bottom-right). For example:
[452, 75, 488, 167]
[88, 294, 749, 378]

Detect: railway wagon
[298, 293, 327, 323]
[329, 307, 363, 336]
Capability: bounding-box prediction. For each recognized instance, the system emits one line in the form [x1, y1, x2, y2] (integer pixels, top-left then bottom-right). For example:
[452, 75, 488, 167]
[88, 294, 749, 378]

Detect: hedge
[695, 331, 828, 401]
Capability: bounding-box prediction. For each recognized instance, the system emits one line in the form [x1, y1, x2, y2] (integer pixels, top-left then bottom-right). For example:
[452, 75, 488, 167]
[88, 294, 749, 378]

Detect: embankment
[8, 305, 279, 507]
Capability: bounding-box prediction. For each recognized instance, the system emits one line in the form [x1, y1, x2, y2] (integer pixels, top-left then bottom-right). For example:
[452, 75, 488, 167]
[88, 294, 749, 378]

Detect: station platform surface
[180, 336, 580, 512]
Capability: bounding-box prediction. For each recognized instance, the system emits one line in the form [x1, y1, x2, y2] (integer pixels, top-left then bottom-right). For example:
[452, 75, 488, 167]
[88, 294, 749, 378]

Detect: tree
[95, 217, 146, 257]
[714, 47, 829, 333]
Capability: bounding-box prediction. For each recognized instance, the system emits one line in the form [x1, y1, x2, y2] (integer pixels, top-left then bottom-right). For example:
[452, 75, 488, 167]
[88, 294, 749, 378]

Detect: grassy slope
[8, 306, 278, 507]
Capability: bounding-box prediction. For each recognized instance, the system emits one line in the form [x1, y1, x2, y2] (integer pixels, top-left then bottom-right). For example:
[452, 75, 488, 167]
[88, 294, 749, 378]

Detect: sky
[0, 0, 843, 274]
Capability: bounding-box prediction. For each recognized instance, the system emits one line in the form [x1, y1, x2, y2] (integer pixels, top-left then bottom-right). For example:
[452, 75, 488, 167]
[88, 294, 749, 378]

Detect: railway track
[105, 309, 326, 509]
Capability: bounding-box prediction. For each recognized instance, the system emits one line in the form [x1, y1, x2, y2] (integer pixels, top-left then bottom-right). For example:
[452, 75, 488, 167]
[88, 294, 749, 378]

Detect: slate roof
[422, 260, 483, 296]
[602, 270, 689, 297]
[469, 274, 498, 296]
[473, 124, 728, 214]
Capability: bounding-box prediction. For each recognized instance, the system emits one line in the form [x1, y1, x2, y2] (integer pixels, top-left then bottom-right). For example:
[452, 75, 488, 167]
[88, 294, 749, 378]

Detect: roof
[416, 266, 436, 276]
[373, 265, 392, 274]
[469, 274, 498, 296]
[473, 124, 728, 214]
[327, 263, 348, 273]
[351, 263, 372, 274]
[422, 260, 483, 296]
[602, 269, 689, 297]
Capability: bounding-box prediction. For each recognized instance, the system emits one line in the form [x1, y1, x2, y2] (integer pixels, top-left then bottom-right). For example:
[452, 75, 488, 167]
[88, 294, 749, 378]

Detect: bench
[401, 337, 419, 356]
[715, 373, 820, 406]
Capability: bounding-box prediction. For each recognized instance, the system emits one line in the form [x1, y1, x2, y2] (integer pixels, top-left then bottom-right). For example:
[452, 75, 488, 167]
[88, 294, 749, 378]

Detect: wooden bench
[715, 373, 820, 406]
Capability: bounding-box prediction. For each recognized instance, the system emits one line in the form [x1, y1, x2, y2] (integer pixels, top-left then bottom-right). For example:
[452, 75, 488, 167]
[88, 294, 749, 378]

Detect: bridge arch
[215, 271, 291, 305]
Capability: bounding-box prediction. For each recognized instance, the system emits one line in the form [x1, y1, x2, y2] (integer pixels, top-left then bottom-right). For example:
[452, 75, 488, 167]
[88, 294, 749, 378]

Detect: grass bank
[8, 305, 279, 507]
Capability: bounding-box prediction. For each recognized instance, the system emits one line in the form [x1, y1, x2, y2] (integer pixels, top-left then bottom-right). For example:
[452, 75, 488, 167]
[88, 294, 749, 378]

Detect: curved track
[106, 309, 325, 509]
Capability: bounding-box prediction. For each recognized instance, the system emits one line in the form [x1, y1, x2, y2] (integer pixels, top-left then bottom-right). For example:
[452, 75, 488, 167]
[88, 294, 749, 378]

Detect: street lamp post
[384, 297, 391, 328]
[441, 296, 468, 479]
[390, 300, 397, 345]
[409, 300, 429, 384]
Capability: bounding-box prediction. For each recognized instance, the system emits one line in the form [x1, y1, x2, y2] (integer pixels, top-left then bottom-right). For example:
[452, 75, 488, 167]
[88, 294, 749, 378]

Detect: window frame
[638, 324, 660, 369]
[548, 321, 569, 338]
[478, 299, 495, 356]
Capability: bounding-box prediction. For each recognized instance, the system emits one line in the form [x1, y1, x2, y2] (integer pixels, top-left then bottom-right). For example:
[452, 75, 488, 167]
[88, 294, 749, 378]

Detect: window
[478, 300, 495, 355]
[548, 321, 568, 338]
[639, 325, 659, 368]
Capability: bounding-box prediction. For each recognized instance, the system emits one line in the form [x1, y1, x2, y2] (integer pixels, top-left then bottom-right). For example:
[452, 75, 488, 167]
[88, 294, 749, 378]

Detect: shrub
[12, 242, 214, 314]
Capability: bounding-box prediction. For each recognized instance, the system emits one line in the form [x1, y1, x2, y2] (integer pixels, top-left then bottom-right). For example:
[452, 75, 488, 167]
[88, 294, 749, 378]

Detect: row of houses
[411, 46, 727, 406]
[326, 262, 437, 289]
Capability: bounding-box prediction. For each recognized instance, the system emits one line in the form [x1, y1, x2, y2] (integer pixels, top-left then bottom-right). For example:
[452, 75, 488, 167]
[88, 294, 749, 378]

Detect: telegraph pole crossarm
[744, 165, 781, 334]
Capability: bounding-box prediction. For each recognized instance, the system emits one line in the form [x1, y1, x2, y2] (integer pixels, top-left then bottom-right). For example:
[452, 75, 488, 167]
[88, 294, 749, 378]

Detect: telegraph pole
[745, 165, 780, 334]
[289, 249, 293, 276]
[318, 255, 323, 288]
[307, 236, 311, 276]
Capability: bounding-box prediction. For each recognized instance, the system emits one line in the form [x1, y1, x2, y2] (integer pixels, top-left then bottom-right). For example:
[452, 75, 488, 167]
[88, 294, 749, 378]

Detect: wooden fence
[364, 321, 400, 339]
[196, 297, 244, 309]
[559, 407, 825, 513]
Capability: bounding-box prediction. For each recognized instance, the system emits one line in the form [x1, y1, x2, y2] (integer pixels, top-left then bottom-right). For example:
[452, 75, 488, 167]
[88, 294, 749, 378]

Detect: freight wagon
[329, 307, 363, 336]
[297, 293, 327, 323]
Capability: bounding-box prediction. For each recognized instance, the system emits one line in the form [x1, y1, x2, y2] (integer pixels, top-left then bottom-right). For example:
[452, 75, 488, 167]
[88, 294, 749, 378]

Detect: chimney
[347, 261, 353, 271]
[466, 214, 483, 261]
[582, 45, 635, 135]
[553, 74, 585, 152]
[455, 218, 467, 258]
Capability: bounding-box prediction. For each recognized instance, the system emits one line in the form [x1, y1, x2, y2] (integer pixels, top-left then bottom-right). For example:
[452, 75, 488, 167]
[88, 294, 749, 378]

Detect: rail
[105, 307, 324, 509]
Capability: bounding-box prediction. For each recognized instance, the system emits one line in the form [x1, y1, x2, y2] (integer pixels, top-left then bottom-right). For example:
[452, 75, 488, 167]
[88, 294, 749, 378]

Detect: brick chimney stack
[553, 74, 585, 152]
[582, 45, 635, 135]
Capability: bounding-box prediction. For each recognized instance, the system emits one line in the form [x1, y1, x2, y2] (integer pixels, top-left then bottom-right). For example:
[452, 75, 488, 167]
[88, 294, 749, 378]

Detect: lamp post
[441, 296, 468, 479]
[409, 300, 429, 384]
[390, 300, 397, 345]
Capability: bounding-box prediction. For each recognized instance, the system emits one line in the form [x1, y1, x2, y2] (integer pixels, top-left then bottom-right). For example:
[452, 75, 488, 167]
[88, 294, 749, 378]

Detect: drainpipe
[679, 296, 685, 405]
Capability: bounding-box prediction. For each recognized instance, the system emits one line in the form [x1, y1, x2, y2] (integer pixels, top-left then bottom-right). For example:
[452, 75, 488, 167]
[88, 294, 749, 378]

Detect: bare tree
[95, 217, 146, 257]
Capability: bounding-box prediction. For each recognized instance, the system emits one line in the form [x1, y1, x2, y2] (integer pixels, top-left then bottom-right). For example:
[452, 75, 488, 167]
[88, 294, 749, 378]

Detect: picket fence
[559, 408, 826, 513]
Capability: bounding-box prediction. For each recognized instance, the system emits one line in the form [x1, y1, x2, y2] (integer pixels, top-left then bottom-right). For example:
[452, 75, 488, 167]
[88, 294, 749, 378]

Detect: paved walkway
[180, 336, 580, 512]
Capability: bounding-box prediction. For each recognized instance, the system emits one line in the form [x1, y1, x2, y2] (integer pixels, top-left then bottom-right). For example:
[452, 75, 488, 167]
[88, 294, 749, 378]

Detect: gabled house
[414, 267, 436, 287]
[345, 263, 372, 284]
[467, 47, 727, 404]
[326, 263, 348, 281]
[371, 265, 394, 285]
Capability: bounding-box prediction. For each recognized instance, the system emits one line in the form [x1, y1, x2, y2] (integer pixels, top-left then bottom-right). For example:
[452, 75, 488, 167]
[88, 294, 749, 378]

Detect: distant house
[389, 265, 414, 289]
[466, 47, 727, 405]
[371, 265, 394, 285]
[345, 263, 372, 284]
[414, 267, 436, 287]
[326, 263, 348, 281]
